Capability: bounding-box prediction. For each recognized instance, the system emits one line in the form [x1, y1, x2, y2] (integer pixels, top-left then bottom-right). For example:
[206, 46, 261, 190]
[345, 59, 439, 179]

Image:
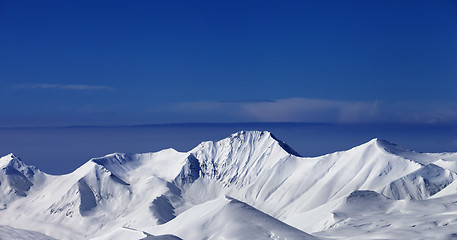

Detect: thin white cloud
[173, 98, 457, 124]
[399, 108, 457, 124]
[14, 83, 114, 91]
[240, 98, 382, 123]
[173, 98, 383, 123]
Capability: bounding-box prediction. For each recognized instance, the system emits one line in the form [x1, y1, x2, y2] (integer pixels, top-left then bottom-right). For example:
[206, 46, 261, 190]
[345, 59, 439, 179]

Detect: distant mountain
[1, 131, 457, 239]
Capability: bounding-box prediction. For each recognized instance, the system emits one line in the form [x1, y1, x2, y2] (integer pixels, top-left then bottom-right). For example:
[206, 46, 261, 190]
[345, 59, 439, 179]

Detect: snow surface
[0, 225, 56, 240]
[148, 196, 318, 240]
[1, 131, 457, 239]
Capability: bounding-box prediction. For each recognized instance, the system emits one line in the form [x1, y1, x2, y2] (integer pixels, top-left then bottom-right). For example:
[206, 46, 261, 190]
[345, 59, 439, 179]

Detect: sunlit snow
[1, 131, 457, 239]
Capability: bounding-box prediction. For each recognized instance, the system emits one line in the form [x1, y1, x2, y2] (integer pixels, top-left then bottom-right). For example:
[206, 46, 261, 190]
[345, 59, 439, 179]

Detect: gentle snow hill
[375, 139, 457, 167]
[313, 191, 457, 240]
[2, 131, 457, 239]
[92, 227, 181, 240]
[147, 196, 319, 240]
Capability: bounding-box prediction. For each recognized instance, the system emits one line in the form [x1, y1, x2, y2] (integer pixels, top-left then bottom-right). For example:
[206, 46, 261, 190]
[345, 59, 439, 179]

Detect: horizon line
[0, 121, 456, 130]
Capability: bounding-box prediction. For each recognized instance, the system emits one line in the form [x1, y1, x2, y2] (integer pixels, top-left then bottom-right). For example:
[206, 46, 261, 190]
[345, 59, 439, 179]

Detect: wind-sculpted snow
[1, 131, 457, 239]
[147, 196, 319, 240]
[381, 164, 456, 200]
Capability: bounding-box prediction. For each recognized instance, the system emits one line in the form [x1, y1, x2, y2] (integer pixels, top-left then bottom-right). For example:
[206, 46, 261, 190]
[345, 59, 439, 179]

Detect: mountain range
[1, 131, 457, 239]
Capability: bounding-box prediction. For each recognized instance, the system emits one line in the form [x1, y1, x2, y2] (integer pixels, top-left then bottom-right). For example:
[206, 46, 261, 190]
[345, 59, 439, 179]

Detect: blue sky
[1, 0, 456, 127]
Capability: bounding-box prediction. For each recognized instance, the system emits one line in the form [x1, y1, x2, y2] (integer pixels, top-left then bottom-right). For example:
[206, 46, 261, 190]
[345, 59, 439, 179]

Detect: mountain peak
[0, 153, 25, 169]
[4, 133, 457, 239]
[189, 130, 301, 185]
[223, 130, 300, 156]
[0, 153, 42, 178]
[227, 130, 270, 140]
[360, 138, 410, 155]
[365, 137, 392, 146]
[1, 153, 17, 160]
[270, 133, 301, 157]
[6, 153, 17, 158]
[370, 138, 415, 159]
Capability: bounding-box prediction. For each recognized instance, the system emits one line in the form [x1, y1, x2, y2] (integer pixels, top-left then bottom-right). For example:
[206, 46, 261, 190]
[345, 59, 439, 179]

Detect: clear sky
[1, 0, 456, 127]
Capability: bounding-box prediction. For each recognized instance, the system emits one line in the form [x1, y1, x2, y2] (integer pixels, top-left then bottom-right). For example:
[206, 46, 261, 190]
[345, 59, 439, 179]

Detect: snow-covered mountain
[2, 131, 457, 239]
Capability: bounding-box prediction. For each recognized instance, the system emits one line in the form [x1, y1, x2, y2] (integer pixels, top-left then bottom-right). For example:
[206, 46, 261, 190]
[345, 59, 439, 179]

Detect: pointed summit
[358, 138, 399, 150]
[269, 133, 301, 157]
[350, 138, 420, 163]
[0, 154, 46, 203]
[199, 130, 300, 156]
[0, 153, 41, 179]
[185, 131, 303, 191]
[361, 138, 440, 166]
[372, 138, 412, 155]
[0, 153, 22, 168]
[225, 130, 275, 146]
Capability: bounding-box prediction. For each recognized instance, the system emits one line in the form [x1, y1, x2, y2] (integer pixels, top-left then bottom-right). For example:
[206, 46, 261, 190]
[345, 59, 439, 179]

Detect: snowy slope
[0, 225, 56, 240]
[148, 196, 318, 240]
[184, 135, 426, 224]
[1, 131, 457, 239]
[0, 153, 47, 205]
[0, 150, 190, 239]
[381, 163, 456, 200]
[313, 192, 457, 240]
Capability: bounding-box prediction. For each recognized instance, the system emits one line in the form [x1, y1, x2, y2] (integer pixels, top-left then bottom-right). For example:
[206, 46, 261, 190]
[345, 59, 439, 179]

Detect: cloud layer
[173, 98, 457, 124]
[14, 83, 114, 91]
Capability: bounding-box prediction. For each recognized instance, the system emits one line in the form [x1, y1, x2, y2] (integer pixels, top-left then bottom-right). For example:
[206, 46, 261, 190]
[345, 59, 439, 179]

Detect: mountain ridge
[2, 131, 457, 239]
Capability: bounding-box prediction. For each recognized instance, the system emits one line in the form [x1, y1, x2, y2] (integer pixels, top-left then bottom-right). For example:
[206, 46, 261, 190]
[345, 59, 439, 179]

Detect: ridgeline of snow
[1, 131, 457, 239]
[147, 196, 318, 240]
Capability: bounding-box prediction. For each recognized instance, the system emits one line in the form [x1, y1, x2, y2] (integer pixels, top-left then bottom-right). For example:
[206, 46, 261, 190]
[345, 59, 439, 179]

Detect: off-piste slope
[1, 131, 457, 239]
[0, 225, 56, 240]
[147, 196, 319, 240]
[183, 134, 430, 218]
[0, 153, 47, 205]
[312, 190, 457, 240]
[0, 149, 191, 239]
